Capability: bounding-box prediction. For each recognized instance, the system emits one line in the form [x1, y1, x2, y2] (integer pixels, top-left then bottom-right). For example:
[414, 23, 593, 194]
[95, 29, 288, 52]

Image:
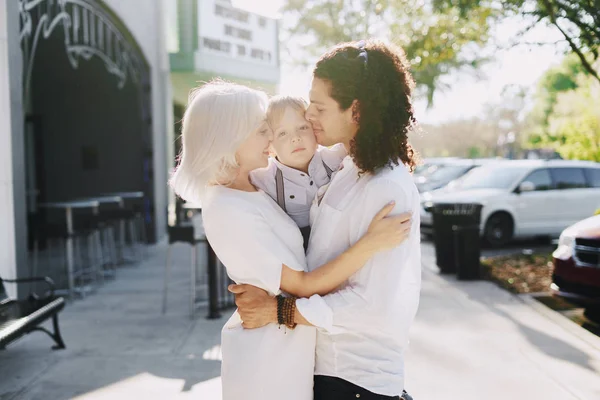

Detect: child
[250, 96, 347, 250]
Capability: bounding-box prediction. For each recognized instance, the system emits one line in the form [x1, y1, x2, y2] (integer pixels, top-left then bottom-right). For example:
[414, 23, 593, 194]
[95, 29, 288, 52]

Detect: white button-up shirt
[296, 156, 422, 396]
[250, 144, 346, 227]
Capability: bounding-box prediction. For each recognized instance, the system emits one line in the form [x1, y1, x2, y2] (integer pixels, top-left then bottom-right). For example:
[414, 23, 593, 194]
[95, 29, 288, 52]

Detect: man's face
[305, 77, 355, 147]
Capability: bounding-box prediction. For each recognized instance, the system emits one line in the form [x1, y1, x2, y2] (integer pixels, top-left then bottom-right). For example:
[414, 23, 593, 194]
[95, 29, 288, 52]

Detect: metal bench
[0, 276, 66, 350]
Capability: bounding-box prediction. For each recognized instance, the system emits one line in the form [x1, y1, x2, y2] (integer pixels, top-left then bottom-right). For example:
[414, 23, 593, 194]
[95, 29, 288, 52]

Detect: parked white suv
[420, 160, 600, 246]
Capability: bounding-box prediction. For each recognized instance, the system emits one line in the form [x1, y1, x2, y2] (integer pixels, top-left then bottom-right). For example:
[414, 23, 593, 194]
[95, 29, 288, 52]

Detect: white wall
[102, 0, 173, 241]
[0, 0, 25, 297]
[0, 0, 172, 298]
[102, 0, 163, 67]
[0, 0, 17, 293]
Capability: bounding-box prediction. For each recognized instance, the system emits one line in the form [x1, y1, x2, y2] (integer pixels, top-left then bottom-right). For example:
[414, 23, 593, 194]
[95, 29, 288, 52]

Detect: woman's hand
[362, 201, 412, 253]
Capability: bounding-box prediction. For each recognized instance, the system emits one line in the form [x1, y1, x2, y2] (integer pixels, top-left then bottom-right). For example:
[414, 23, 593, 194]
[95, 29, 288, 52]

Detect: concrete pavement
[409, 244, 600, 399]
[1, 241, 599, 400]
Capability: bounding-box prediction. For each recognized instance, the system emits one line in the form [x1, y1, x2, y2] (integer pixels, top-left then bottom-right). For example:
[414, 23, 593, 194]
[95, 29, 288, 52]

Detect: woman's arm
[279, 201, 411, 298]
[280, 237, 375, 298]
[231, 180, 418, 330]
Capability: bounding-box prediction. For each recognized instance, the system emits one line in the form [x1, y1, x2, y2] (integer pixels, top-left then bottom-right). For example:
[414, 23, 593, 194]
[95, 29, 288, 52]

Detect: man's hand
[228, 284, 277, 329]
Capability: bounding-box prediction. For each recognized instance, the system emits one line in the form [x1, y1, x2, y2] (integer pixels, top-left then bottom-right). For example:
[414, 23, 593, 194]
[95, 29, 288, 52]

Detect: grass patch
[534, 295, 579, 311]
[480, 253, 553, 294]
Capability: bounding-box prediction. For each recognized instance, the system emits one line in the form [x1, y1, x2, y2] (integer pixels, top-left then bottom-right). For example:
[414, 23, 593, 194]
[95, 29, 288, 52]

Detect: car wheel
[584, 306, 600, 323]
[484, 213, 513, 247]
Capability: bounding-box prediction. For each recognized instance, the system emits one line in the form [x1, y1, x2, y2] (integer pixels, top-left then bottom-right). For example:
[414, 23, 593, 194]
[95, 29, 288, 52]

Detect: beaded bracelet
[276, 295, 285, 325]
[276, 295, 297, 329]
[282, 296, 297, 329]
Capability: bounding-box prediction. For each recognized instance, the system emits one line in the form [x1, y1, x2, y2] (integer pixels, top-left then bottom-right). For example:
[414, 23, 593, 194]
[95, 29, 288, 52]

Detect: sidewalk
[1, 241, 599, 400]
[411, 244, 600, 399]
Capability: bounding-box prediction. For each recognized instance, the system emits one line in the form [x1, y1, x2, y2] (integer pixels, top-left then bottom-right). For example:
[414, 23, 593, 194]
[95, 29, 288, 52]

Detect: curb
[518, 293, 600, 352]
[423, 255, 600, 352]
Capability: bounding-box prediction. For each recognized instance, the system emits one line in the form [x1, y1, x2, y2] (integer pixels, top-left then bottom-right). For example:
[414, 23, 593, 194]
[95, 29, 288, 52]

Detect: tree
[411, 86, 527, 157]
[435, 0, 600, 84]
[411, 118, 500, 157]
[524, 52, 600, 161]
[281, 0, 499, 105]
[544, 74, 600, 160]
[525, 52, 591, 131]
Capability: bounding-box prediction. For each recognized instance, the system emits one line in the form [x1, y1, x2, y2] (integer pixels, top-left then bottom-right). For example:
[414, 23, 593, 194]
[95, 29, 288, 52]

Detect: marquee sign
[198, 0, 278, 66]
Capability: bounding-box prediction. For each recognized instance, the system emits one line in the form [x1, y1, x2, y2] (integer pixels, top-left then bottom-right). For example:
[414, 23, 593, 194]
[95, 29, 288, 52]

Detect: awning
[170, 71, 279, 106]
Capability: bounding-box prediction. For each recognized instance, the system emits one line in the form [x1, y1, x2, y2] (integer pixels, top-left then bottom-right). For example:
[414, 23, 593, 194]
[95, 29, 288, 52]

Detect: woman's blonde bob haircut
[169, 80, 269, 202]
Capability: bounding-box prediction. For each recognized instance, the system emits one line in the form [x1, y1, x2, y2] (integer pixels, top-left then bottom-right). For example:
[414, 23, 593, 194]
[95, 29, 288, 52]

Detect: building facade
[0, 0, 173, 298]
[168, 0, 280, 105]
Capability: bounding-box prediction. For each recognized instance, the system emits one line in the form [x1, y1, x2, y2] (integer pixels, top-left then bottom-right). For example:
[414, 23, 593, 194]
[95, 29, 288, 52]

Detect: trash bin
[454, 223, 482, 280]
[431, 203, 483, 276]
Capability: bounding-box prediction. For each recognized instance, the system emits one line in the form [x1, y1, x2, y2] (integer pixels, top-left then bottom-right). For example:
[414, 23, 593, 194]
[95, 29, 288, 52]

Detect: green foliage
[467, 146, 483, 158]
[526, 65, 600, 161]
[281, 0, 498, 105]
[545, 75, 600, 161]
[390, 3, 497, 105]
[433, 1, 600, 82]
[527, 53, 593, 129]
[411, 86, 526, 158]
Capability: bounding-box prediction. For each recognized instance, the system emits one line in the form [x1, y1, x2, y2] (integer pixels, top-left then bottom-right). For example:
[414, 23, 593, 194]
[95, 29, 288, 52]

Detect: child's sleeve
[319, 143, 348, 172]
[249, 162, 278, 201]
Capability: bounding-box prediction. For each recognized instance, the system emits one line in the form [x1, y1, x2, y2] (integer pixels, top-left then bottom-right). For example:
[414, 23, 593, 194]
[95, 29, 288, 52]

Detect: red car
[552, 214, 600, 321]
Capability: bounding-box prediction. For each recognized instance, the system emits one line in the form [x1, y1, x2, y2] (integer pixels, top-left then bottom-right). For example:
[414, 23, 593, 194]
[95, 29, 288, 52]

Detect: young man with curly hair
[230, 39, 421, 400]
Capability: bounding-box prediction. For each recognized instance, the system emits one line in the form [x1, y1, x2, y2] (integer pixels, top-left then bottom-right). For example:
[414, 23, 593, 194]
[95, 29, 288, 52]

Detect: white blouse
[201, 185, 316, 400]
[250, 144, 346, 227]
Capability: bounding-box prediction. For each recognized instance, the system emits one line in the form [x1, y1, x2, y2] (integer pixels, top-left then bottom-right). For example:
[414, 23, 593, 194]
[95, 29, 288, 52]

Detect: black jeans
[314, 376, 413, 400]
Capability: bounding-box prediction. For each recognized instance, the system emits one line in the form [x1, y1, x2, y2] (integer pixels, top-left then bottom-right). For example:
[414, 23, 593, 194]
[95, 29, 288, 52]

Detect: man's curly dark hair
[313, 39, 419, 174]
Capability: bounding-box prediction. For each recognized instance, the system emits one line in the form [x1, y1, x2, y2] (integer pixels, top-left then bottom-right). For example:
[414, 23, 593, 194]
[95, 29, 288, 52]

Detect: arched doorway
[19, 0, 156, 245]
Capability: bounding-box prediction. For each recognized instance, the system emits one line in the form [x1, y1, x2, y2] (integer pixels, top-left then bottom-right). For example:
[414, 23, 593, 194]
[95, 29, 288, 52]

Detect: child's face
[270, 107, 318, 170]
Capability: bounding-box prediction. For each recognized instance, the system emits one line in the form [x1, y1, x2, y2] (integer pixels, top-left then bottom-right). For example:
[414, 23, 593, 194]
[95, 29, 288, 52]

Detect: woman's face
[235, 121, 274, 171]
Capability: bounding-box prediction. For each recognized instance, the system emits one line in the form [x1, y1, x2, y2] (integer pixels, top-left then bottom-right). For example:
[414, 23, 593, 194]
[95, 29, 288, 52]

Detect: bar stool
[177, 202, 230, 319]
[162, 222, 207, 319]
[132, 203, 148, 258]
[78, 196, 122, 276]
[33, 201, 102, 297]
[72, 214, 105, 289]
[103, 192, 147, 264]
[31, 221, 69, 282]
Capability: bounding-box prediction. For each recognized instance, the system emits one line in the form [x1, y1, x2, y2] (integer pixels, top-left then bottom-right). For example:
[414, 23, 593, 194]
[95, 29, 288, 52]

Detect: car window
[550, 167, 588, 189]
[583, 168, 600, 188]
[522, 168, 552, 191]
[457, 164, 528, 190]
[427, 165, 473, 182]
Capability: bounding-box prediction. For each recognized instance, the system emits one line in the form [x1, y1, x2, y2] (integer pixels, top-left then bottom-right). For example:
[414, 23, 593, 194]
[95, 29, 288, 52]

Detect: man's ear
[351, 100, 360, 124]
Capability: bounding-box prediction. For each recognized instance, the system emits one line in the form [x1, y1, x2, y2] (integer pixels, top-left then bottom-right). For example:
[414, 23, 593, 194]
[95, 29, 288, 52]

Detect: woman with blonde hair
[170, 80, 411, 400]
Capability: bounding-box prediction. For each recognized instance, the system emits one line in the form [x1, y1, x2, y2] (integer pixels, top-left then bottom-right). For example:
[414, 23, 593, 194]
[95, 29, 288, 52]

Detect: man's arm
[295, 179, 421, 335]
[228, 284, 312, 328]
[233, 178, 421, 334]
